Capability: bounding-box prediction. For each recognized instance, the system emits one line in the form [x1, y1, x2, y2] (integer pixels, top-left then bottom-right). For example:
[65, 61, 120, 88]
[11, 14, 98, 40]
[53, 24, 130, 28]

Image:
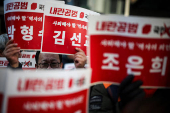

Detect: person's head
[35, 51, 62, 69]
[0, 34, 8, 57]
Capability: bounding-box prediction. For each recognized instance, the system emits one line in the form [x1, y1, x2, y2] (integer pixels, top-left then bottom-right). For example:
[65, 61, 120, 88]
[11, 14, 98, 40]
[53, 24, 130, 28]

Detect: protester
[0, 34, 8, 57]
[3, 39, 87, 69]
[3, 40, 144, 113]
[89, 75, 145, 113]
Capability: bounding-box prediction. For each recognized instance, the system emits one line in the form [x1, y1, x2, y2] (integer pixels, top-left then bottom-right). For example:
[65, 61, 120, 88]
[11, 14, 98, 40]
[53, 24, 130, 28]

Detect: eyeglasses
[38, 62, 61, 68]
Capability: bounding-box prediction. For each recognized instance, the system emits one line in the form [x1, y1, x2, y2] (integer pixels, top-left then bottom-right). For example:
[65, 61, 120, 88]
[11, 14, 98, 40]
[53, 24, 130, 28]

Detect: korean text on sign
[41, 2, 99, 54]
[88, 15, 170, 88]
[2, 69, 91, 113]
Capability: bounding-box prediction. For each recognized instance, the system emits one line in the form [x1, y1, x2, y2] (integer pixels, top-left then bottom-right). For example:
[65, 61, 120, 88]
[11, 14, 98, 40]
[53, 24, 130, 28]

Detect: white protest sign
[0, 57, 36, 69]
[4, 0, 65, 50]
[2, 69, 91, 113]
[41, 2, 100, 54]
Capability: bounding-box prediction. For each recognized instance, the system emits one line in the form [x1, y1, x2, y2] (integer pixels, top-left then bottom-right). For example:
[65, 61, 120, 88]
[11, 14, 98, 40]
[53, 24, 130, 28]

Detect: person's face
[36, 53, 62, 69]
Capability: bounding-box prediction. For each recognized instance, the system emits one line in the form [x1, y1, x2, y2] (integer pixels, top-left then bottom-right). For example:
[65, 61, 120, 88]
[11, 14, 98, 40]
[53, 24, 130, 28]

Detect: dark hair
[35, 51, 62, 64]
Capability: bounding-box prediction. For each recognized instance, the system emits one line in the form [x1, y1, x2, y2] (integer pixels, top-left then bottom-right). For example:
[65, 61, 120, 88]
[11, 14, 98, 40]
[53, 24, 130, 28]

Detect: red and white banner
[41, 2, 99, 55]
[0, 57, 36, 69]
[4, 0, 64, 50]
[88, 15, 170, 88]
[2, 69, 91, 113]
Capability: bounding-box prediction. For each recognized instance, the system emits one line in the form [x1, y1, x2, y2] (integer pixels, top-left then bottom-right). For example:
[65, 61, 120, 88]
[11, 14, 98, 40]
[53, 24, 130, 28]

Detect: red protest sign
[4, 0, 65, 50]
[88, 15, 170, 88]
[4, 0, 44, 50]
[3, 69, 91, 113]
[41, 3, 99, 55]
[7, 90, 87, 113]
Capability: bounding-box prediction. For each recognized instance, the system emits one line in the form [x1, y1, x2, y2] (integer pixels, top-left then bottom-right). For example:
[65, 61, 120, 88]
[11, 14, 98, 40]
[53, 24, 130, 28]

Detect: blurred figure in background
[122, 89, 170, 113]
[0, 34, 8, 57]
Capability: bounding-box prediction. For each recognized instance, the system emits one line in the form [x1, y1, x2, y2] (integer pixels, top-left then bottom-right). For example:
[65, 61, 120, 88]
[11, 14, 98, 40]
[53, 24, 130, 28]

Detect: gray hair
[0, 34, 8, 49]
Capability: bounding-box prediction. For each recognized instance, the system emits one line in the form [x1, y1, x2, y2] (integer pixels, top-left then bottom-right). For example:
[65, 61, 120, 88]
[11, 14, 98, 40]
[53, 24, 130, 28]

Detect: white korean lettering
[38, 30, 43, 36]
[12, 16, 15, 21]
[56, 101, 63, 110]
[37, 17, 42, 22]
[151, 44, 157, 51]
[62, 22, 66, 27]
[120, 41, 127, 48]
[145, 43, 151, 51]
[84, 26, 87, 30]
[128, 42, 135, 50]
[77, 24, 81, 29]
[29, 16, 33, 21]
[84, 35, 89, 46]
[7, 16, 12, 21]
[126, 56, 144, 76]
[166, 44, 170, 51]
[107, 40, 114, 47]
[8, 25, 16, 39]
[53, 21, 58, 26]
[34, 17, 38, 21]
[101, 53, 119, 70]
[114, 40, 120, 48]
[70, 33, 81, 46]
[101, 39, 108, 47]
[72, 23, 76, 28]
[57, 21, 62, 26]
[149, 56, 167, 76]
[159, 44, 165, 51]
[53, 31, 65, 45]
[82, 25, 85, 29]
[16, 16, 20, 21]
[137, 43, 144, 50]
[20, 25, 33, 41]
[22, 16, 26, 21]
[67, 22, 71, 27]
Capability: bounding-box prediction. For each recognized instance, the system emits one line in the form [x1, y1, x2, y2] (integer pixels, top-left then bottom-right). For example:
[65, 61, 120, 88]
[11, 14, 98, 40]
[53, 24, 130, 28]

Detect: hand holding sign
[3, 39, 20, 68]
[74, 48, 87, 68]
[107, 75, 145, 110]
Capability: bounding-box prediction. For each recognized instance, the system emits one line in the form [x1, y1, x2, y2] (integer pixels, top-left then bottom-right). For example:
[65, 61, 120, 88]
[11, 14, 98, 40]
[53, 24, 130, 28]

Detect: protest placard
[88, 15, 170, 88]
[0, 57, 36, 70]
[2, 69, 91, 113]
[41, 2, 99, 55]
[4, 0, 64, 50]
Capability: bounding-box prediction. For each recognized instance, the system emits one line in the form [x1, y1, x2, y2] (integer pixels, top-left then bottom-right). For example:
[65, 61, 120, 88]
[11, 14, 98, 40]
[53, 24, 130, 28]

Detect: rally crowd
[0, 33, 170, 113]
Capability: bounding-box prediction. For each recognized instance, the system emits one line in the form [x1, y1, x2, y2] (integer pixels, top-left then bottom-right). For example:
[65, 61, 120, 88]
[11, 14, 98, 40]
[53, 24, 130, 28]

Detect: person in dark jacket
[89, 75, 145, 113]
